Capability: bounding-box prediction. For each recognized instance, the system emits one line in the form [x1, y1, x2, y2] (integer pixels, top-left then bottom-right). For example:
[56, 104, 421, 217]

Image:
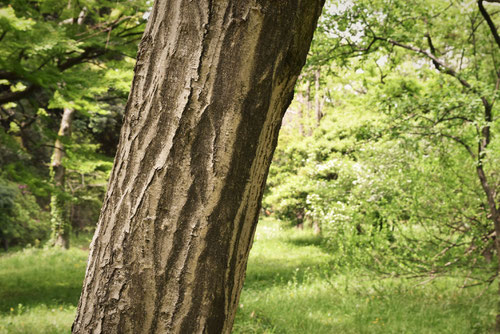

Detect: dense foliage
[264, 0, 500, 281]
[0, 0, 148, 248]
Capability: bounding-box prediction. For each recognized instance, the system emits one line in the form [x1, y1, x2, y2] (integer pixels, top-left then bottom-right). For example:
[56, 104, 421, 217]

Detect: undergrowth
[0, 218, 495, 333]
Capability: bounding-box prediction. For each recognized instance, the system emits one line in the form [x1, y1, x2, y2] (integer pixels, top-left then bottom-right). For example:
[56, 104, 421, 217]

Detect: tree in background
[264, 0, 500, 329]
[0, 0, 149, 248]
[50, 107, 74, 248]
[324, 0, 500, 326]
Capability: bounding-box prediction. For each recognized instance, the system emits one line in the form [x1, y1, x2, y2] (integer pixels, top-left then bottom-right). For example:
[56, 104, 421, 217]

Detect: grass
[0, 247, 87, 334]
[0, 218, 496, 333]
[235, 218, 496, 333]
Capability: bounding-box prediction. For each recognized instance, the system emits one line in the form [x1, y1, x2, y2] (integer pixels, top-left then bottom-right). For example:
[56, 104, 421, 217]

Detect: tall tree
[50, 107, 74, 248]
[72, 0, 324, 333]
[320, 0, 500, 328]
[314, 67, 323, 127]
[0, 0, 148, 245]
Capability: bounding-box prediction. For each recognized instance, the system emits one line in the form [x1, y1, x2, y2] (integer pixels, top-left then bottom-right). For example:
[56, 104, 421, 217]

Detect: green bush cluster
[0, 179, 50, 250]
[264, 98, 496, 275]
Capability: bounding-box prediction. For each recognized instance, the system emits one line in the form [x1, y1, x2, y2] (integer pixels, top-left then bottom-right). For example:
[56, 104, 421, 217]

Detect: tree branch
[0, 71, 21, 81]
[0, 30, 7, 43]
[478, 0, 500, 49]
[378, 36, 494, 116]
[440, 134, 476, 159]
[425, 33, 442, 69]
[0, 85, 39, 105]
[57, 47, 105, 71]
[378, 37, 472, 89]
[409, 130, 476, 159]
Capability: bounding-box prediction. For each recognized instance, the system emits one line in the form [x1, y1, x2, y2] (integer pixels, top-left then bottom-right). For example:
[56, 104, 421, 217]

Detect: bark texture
[50, 107, 75, 249]
[73, 1, 324, 333]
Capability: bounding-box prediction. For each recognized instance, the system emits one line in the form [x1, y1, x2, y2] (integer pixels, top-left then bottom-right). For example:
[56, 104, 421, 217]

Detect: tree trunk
[0, 230, 8, 251]
[314, 68, 323, 126]
[493, 213, 500, 332]
[312, 220, 321, 235]
[50, 107, 75, 249]
[307, 78, 312, 135]
[296, 91, 305, 136]
[72, 1, 324, 333]
[476, 166, 500, 331]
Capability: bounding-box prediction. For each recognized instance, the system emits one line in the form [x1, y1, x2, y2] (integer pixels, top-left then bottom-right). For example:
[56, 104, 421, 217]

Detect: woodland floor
[0, 218, 496, 333]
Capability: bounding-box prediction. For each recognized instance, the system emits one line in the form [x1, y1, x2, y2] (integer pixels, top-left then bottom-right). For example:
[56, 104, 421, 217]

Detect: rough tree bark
[50, 107, 75, 249]
[72, 1, 324, 333]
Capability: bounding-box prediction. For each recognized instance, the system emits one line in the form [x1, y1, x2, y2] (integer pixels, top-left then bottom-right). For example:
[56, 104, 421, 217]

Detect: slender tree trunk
[72, 1, 324, 333]
[296, 91, 305, 136]
[474, 98, 500, 330]
[307, 78, 312, 135]
[50, 107, 75, 249]
[493, 213, 500, 332]
[307, 79, 312, 113]
[0, 230, 8, 251]
[312, 220, 321, 235]
[314, 68, 323, 126]
[477, 164, 500, 331]
[50, 0, 80, 251]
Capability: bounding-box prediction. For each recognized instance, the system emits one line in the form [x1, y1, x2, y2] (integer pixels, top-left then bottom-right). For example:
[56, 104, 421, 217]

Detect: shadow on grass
[244, 255, 333, 291]
[283, 233, 324, 248]
[0, 285, 82, 313]
[244, 259, 324, 290]
[237, 277, 496, 334]
[0, 248, 87, 314]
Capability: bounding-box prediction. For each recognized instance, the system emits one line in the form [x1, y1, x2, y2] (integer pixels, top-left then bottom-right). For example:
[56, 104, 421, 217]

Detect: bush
[0, 179, 50, 250]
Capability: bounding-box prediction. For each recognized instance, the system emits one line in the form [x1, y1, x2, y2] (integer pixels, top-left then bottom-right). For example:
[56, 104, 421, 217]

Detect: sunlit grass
[0, 247, 87, 333]
[0, 305, 76, 334]
[233, 217, 496, 334]
[0, 218, 496, 333]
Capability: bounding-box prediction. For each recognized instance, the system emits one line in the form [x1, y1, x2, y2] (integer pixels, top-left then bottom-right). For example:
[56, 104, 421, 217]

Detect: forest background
[0, 0, 499, 332]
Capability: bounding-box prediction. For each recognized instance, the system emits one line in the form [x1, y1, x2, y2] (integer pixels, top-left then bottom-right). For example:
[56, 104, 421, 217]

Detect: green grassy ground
[0, 218, 496, 333]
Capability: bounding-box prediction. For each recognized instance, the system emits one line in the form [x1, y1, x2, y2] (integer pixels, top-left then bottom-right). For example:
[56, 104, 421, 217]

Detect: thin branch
[0, 85, 39, 105]
[0, 71, 20, 81]
[409, 130, 476, 158]
[57, 47, 105, 71]
[378, 37, 472, 89]
[478, 0, 500, 49]
[425, 33, 441, 70]
[377, 36, 494, 117]
[491, 70, 500, 107]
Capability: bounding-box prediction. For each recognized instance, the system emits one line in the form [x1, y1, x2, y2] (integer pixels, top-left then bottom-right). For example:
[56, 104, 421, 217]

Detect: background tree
[0, 0, 148, 248]
[50, 107, 74, 248]
[264, 0, 500, 329]
[325, 0, 500, 326]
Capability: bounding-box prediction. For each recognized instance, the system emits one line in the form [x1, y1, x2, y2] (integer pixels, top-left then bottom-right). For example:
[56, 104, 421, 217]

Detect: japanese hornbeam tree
[72, 0, 324, 333]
